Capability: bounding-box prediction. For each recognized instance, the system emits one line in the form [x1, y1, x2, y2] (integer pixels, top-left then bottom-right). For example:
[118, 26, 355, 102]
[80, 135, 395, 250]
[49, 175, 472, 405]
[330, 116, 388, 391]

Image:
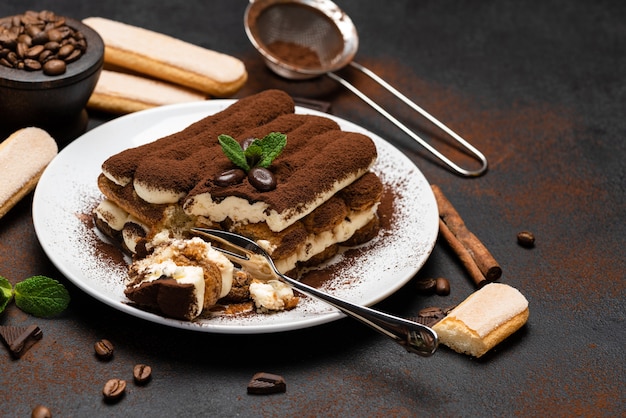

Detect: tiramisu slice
[93, 89, 383, 319]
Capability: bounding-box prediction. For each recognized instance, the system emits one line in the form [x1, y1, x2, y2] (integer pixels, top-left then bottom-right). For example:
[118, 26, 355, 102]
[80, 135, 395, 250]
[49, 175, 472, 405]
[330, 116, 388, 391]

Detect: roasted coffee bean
[65, 49, 82, 63]
[133, 364, 152, 385]
[16, 42, 28, 58]
[31, 405, 52, 418]
[26, 44, 45, 58]
[415, 277, 437, 294]
[7, 51, 18, 64]
[248, 167, 277, 191]
[43, 59, 66, 76]
[38, 49, 52, 62]
[24, 58, 41, 71]
[0, 10, 86, 75]
[214, 168, 246, 187]
[102, 378, 126, 402]
[44, 41, 60, 52]
[32, 30, 49, 45]
[247, 372, 287, 395]
[517, 231, 535, 248]
[57, 43, 74, 59]
[435, 277, 451, 296]
[25, 25, 42, 38]
[94, 338, 114, 360]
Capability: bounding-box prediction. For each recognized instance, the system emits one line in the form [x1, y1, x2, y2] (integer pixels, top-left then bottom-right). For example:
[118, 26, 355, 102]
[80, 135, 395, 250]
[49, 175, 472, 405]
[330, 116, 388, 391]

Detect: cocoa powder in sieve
[266, 40, 321, 68]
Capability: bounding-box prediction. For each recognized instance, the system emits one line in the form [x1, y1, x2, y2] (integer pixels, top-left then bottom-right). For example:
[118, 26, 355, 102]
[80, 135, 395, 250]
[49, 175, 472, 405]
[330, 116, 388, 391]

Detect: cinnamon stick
[438, 219, 488, 288]
[431, 185, 502, 283]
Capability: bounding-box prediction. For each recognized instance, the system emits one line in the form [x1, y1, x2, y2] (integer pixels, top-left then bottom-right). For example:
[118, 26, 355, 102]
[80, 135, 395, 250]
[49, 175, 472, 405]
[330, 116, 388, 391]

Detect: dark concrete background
[1, 1, 624, 416]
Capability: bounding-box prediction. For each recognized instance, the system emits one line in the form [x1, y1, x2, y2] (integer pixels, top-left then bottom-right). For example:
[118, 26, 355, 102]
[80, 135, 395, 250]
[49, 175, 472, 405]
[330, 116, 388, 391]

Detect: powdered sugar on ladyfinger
[0, 128, 58, 219]
[83, 17, 247, 96]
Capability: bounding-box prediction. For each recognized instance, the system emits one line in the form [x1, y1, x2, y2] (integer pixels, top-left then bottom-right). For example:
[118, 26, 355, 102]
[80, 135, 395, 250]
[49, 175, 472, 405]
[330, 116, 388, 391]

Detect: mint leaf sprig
[218, 132, 287, 172]
[0, 276, 12, 313]
[0, 275, 70, 317]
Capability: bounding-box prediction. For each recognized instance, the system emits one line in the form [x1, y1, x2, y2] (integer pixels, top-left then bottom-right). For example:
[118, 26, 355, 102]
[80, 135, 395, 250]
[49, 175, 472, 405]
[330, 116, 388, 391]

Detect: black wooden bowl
[0, 16, 104, 145]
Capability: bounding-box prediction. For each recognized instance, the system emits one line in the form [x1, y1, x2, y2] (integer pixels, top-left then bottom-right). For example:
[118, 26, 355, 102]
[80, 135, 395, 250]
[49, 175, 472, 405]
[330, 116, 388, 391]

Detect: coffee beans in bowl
[0, 10, 104, 144]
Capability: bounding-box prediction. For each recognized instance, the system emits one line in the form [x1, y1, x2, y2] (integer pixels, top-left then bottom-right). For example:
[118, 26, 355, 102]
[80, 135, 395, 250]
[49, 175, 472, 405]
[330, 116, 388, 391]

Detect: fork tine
[191, 227, 278, 280]
[190, 228, 251, 261]
[191, 228, 438, 356]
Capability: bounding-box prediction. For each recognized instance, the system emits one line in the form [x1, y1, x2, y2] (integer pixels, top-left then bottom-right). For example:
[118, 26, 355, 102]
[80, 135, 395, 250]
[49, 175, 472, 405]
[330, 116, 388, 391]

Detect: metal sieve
[244, 0, 488, 176]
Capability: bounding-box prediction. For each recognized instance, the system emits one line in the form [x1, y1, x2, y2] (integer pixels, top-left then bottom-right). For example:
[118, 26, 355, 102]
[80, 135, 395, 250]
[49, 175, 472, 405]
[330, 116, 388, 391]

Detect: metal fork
[191, 228, 438, 357]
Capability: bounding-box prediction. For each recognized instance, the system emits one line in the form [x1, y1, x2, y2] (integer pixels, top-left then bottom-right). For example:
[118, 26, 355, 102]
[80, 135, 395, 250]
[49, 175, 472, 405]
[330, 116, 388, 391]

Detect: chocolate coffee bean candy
[517, 231, 535, 248]
[435, 277, 450, 296]
[415, 277, 437, 294]
[102, 378, 126, 402]
[133, 364, 152, 385]
[248, 167, 277, 191]
[247, 372, 287, 395]
[214, 168, 245, 187]
[94, 339, 114, 360]
[31, 405, 52, 418]
[42, 59, 66, 76]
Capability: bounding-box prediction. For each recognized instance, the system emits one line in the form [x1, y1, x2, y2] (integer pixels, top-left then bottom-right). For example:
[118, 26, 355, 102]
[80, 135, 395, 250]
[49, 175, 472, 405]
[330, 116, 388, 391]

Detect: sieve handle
[327, 63, 488, 177]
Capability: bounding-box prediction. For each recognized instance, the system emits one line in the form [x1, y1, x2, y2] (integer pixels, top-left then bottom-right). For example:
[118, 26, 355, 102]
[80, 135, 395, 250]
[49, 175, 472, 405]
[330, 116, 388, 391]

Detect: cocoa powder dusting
[102, 90, 376, 220]
[266, 40, 322, 68]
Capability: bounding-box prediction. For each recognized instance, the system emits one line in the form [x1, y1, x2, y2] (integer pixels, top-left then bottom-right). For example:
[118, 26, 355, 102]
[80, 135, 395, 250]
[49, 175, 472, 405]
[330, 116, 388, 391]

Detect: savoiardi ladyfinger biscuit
[83, 17, 247, 97]
[433, 283, 529, 358]
[0, 127, 58, 219]
[88, 70, 208, 114]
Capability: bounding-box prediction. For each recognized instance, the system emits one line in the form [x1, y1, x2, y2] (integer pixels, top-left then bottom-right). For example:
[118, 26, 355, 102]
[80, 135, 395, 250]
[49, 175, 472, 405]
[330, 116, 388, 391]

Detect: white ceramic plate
[32, 100, 438, 334]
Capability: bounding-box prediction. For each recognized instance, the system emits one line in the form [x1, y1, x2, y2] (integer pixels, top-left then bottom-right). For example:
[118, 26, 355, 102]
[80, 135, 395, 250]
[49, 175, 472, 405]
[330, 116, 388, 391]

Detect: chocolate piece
[413, 306, 447, 327]
[0, 324, 43, 358]
[247, 372, 287, 395]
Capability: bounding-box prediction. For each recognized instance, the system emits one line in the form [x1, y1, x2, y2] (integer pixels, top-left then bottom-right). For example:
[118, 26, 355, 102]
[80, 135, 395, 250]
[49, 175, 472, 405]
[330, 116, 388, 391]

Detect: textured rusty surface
[1, 1, 624, 416]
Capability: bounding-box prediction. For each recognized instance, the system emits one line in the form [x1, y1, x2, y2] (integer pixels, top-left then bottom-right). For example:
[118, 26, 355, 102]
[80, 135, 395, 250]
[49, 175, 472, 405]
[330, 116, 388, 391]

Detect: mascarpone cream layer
[272, 203, 380, 274]
[184, 167, 371, 233]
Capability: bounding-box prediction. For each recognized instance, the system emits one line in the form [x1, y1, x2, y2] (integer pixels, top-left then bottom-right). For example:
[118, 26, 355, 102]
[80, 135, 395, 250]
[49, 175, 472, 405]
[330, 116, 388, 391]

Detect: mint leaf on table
[0, 276, 13, 314]
[14, 276, 70, 317]
[256, 132, 287, 168]
[218, 134, 250, 171]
